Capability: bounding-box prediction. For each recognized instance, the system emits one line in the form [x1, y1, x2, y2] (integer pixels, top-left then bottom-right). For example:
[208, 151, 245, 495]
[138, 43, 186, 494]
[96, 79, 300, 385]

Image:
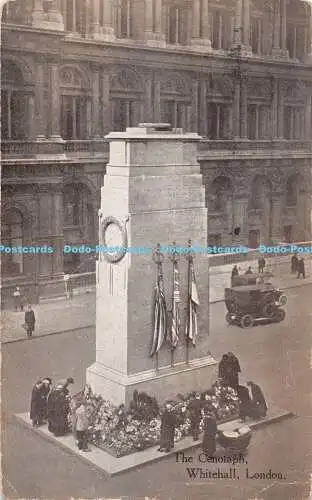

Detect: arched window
[2, 209, 24, 276]
[1, 60, 29, 140]
[60, 67, 89, 140]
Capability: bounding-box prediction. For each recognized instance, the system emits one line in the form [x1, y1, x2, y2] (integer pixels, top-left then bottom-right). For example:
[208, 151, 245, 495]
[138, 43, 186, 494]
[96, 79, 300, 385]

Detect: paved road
[2, 285, 312, 499]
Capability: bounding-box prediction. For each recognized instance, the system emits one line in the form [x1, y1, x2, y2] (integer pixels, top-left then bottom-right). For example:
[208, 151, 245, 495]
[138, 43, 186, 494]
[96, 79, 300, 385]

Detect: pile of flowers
[70, 382, 239, 457]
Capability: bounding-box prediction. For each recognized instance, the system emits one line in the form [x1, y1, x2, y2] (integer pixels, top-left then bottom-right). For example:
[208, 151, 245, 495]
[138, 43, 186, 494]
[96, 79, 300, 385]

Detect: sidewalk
[1, 266, 312, 343]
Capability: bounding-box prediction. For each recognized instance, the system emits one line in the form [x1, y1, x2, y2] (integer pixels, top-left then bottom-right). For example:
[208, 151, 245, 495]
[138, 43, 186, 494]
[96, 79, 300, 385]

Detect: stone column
[35, 61, 46, 140]
[233, 0, 243, 47]
[154, 80, 161, 123]
[86, 99, 92, 138]
[145, 77, 154, 123]
[233, 79, 241, 138]
[191, 80, 199, 133]
[102, 0, 115, 39]
[92, 65, 101, 138]
[305, 94, 312, 141]
[91, 0, 100, 37]
[86, 124, 217, 406]
[191, 0, 211, 49]
[272, 78, 278, 139]
[307, 5, 312, 63]
[32, 0, 47, 26]
[277, 80, 284, 138]
[199, 79, 207, 137]
[28, 94, 36, 140]
[280, 0, 287, 52]
[242, 0, 251, 51]
[240, 74, 248, 138]
[49, 61, 62, 140]
[52, 186, 64, 275]
[101, 68, 111, 136]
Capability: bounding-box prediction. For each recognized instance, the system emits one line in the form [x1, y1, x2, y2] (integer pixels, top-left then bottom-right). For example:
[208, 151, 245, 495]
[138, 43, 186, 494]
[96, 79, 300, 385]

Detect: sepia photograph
[1, 0, 312, 498]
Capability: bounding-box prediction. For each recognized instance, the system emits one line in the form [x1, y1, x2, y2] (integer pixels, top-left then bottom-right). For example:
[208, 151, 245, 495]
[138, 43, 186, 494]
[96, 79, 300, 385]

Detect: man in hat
[25, 305, 35, 337]
[158, 403, 176, 452]
[47, 377, 74, 436]
[39, 378, 52, 422]
[30, 380, 43, 427]
[188, 393, 203, 441]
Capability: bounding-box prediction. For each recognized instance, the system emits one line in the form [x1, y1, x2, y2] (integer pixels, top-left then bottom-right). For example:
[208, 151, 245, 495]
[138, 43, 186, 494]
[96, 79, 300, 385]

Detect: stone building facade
[1, 0, 312, 297]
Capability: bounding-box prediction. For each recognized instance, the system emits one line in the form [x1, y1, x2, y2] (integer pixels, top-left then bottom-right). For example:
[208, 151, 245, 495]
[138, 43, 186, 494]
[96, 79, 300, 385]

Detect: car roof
[232, 284, 274, 292]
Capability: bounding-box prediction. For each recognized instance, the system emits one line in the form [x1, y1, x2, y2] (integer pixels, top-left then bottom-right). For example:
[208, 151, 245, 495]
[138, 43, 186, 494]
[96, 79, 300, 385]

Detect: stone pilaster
[277, 80, 285, 138]
[49, 61, 62, 140]
[242, 0, 251, 52]
[145, 77, 154, 123]
[52, 186, 64, 275]
[92, 65, 101, 138]
[307, 5, 312, 63]
[233, 79, 241, 138]
[35, 61, 46, 140]
[191, 0, 211, 50]
[28, 94, 36, 140]
[305, 94, 312, 141]
[153, 80, 161, 123]
[272, 78, 278, 139]
[199, 79, 207, 137]
[233, 0, 243, 47]
[191, 80, 199, 133]
[240, 74, 248, 138]
[101, 68, 111, 136]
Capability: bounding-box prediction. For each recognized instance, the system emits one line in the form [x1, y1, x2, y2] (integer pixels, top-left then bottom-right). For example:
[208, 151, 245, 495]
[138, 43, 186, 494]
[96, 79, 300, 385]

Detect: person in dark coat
[291, 253, 298, 273]
[47, 378, 74, 436]
[188, 393, 202, 441]
[245, 267, 253, 275]
[227, 352, 241, 390]
[218, 354, 230, 386]
[258, 257, 266, 273]
[247, 381, 268, 419]
[237, 385, 252, 421]
[39, 377, 52, 422]
[25, 304, 35, 337]
[30, 380, 43, 427]
[201, 410, 218, 455]
[297, 257, 305, 279]
[158, 403, 176, 452]
[231, 265, 239, 278]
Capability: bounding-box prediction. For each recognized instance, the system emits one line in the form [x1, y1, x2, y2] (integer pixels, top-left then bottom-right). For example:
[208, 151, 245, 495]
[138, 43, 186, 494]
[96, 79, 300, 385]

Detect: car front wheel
[240, 314, 254, 328]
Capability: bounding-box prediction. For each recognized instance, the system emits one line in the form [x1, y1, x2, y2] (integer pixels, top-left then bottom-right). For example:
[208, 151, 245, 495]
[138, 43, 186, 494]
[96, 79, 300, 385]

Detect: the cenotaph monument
[86, 124, 217, 406]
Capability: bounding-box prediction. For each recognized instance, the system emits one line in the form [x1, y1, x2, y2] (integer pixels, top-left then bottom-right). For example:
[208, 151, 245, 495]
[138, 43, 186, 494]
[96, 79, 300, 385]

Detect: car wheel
[240, 314, 254, 328]
[262, 303, 275, 318]
[279, 294, 287, 306]
[225, 312, 234, 324]
[273, 308, 286, 323]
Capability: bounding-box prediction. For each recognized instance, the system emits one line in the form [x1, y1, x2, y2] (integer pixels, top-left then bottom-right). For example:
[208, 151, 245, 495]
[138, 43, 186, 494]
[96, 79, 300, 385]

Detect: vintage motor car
[224, 273, 287, 328]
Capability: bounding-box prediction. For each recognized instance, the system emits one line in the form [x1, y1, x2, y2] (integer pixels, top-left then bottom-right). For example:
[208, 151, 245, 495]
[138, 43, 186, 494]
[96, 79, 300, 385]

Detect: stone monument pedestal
[87, 124, 217, 406]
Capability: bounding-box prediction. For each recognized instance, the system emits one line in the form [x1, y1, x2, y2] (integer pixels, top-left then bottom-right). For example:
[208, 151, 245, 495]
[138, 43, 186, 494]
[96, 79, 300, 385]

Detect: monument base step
[15, 406, 294, 476]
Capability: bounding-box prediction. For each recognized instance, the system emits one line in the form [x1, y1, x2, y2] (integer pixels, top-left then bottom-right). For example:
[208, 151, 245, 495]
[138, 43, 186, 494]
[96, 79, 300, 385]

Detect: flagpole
[185, 239, 192, 365]
[169, 241, 179, 368]
[152, 243, 165, 372]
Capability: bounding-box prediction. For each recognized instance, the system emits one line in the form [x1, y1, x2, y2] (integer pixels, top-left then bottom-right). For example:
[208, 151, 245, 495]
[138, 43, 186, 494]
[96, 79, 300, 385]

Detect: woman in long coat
[202, 410, 218, 455]
[158, 403, 176, 452]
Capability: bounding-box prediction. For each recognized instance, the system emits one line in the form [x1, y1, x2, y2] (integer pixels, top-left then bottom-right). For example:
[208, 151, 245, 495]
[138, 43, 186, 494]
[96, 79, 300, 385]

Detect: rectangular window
[112, 99, 135, 131]
[120, 0, 134, 38]
[211, 10, 229, 49]
[207, 103, 230, 139]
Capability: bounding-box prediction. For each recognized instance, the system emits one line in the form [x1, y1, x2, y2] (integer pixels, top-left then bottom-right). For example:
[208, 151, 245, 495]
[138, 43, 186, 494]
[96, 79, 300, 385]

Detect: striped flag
[150, 280, 168, 357]
[186, 262, 200, 346]
[170, 262, 181, 348]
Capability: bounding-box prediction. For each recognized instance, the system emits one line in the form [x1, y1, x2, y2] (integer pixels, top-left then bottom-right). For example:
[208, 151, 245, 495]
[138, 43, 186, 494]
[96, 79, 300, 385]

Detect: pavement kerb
[0, 324, 95, 344]
[15, 409, 295, 477]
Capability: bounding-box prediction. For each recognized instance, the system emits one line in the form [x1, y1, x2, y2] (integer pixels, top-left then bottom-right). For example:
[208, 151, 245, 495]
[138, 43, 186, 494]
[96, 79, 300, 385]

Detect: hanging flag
[150, 280, 168, 357]
[186, 262, 200, 346]
[170, 262, 181, 348]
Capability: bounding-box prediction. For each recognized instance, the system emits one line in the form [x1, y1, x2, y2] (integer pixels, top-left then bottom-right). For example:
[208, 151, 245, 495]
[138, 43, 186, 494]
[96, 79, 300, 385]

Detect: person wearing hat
[188, 393, 202, 441]
[25, 304, 35, 337]
[201, 409, 218, 455]
[47, 377, 74, 436]
[39, 378, 52, 423]
[30, 379, 43, 427]
[75, 399, 89, 451]
[158, 402, 176, 453]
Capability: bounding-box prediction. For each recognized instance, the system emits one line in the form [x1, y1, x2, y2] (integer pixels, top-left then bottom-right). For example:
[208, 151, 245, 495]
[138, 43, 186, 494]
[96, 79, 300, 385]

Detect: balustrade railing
[1, 140, 109, 159]
[199, 140, 312, 153]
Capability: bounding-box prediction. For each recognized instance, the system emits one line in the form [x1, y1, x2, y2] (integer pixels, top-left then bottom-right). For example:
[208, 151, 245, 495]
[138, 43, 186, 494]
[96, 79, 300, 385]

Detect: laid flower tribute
[70, 382, 239, 457]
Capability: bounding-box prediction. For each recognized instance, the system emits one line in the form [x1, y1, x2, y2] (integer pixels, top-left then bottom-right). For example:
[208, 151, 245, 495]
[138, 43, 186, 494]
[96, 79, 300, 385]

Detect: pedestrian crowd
[30, 353, 267, 457]
[30, 376, 90, 452]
